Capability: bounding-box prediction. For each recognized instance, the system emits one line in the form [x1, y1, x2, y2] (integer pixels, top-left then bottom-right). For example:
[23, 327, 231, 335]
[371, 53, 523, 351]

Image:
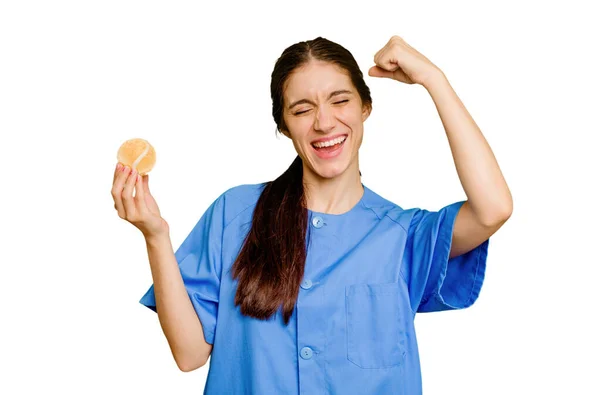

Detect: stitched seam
[398, 268, 416, 315]
[223, 183, 267, 231]
[384, 212, 409, 234]
[466, 243, 483, 305]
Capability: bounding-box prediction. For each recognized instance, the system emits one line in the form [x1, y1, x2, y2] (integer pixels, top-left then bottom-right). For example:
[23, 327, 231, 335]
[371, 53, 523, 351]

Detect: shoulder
[361, 185, 420, 233]
[216, 182, 268, 226]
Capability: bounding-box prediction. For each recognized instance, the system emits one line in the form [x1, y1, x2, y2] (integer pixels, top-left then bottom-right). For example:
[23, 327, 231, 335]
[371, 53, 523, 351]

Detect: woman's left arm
[424, 71, 512, 257]
[369, 35, 513, 258]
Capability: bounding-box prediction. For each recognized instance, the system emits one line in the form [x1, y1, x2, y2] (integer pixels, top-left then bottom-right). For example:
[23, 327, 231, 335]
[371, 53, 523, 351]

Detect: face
[281, 60, 370, 180]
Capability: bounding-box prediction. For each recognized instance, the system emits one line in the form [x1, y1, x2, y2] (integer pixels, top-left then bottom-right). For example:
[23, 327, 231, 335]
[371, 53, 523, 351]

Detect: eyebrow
[287, 89, 353, 110]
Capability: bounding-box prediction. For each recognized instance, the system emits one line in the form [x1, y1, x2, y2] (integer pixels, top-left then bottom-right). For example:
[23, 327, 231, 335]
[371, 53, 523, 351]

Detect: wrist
[421, 68, 447, 90]
[144, 230, 170, 247]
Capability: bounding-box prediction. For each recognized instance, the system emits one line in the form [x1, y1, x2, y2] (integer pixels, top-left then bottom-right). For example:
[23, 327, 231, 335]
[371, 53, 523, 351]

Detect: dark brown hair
[231, 37, 373, 324]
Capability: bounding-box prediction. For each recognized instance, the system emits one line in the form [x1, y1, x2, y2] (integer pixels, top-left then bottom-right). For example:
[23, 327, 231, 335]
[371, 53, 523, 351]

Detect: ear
[279, 118, 292, 138]
[280, 128, 291, 139]
[362, 104, 372, 122]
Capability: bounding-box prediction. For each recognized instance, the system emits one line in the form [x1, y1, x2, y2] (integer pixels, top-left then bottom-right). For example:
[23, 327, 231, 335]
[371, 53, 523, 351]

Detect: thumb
[368, 66, 394, 79]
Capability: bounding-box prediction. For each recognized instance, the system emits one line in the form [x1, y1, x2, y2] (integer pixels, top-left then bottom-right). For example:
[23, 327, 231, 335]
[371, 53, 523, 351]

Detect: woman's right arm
[111, 163, 212, 372]
[144, 232, 213, 372]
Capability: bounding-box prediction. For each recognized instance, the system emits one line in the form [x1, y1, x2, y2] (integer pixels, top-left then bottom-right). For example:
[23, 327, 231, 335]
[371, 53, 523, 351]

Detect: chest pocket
[345, 282, 407, 369]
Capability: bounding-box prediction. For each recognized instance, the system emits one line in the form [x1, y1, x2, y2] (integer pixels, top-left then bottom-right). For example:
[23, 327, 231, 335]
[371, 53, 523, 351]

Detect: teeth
[312, 136, 346, 148]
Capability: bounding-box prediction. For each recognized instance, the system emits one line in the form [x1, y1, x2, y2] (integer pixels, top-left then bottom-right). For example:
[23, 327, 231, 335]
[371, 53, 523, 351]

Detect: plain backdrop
[1, 1, 598, 394]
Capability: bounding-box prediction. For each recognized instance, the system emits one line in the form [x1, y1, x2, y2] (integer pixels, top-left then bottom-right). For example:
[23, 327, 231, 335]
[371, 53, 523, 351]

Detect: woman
[112, 35, 512, 394]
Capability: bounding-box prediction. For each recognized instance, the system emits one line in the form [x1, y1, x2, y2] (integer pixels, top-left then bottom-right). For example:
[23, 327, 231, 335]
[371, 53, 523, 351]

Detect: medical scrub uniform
[140, 182, 489, 394]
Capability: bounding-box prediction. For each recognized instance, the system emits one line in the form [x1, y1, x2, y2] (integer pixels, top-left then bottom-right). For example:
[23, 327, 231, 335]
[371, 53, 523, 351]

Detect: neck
[302, 161, 364, 215]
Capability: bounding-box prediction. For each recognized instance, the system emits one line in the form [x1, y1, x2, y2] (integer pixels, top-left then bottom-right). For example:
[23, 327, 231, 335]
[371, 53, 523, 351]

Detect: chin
[313, 162, 348, 179]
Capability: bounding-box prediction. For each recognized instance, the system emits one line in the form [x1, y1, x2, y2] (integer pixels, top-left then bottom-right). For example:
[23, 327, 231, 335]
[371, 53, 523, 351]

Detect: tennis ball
[117, 138, 156, 176]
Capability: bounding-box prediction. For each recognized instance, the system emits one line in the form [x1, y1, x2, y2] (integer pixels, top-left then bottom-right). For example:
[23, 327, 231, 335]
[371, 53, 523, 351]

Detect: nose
[313, 105, 336, 133]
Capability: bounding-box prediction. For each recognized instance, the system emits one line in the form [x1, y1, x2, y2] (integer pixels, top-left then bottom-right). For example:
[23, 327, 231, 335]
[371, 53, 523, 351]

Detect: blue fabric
[140, 183, 489, 394]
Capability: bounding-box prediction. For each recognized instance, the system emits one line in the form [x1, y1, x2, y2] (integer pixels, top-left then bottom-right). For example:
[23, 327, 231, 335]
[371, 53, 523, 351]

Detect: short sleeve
[139, 193, 226, 345]
[402, 200, 489, 313]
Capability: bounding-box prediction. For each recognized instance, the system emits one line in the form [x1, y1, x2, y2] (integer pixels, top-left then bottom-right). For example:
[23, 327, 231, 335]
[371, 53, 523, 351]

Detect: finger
[142, 174, 150, 195]
[368, 66, 395, 79]
[113, 162, 122, 184]
[381, 57, 400, 72]
[393, 68, 413, 84]
[373, 47, 383, 65]
[121, 168, 138, 219]
[114, 163, 130, 187]
[134, 172, 148, 215]
[374, 39, 395, 64]
[112, 165, 129, 218]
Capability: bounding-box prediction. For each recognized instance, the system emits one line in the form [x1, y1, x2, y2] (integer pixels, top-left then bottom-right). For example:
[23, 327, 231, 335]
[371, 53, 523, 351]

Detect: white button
[312, 216, 324, 228]
[300, 347, 313, 359]
[301, 279, 313, 289]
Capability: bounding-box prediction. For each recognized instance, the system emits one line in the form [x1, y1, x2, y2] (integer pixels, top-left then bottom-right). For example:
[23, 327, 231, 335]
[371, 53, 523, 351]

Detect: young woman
[112, 35, 512, 394]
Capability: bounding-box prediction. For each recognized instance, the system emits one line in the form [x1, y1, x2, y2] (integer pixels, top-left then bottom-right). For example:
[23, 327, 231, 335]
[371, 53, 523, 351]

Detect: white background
[1, 0, 598, 394]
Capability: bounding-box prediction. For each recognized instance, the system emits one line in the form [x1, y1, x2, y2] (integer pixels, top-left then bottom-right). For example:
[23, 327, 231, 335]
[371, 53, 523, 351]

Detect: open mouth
[311, 135, 347, 153]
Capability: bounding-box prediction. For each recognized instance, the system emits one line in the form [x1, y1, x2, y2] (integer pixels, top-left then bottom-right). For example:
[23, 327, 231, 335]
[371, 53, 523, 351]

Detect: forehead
[284, 61, 354, 103]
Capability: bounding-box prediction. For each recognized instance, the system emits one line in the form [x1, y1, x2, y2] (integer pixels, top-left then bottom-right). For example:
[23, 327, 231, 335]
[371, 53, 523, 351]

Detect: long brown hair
[231, 37, 373, 325]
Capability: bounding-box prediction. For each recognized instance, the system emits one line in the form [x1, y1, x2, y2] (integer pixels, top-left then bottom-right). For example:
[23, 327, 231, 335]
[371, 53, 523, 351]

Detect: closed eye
[294, 100, 349, 115]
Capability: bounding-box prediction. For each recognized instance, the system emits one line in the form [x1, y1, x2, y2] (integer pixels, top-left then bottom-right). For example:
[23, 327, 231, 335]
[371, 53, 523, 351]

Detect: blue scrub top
[140, 183, 489, 394]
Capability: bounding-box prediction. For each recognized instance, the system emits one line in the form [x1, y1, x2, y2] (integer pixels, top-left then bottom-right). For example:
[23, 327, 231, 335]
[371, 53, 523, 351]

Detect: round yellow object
[117, 138, 156, 176]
